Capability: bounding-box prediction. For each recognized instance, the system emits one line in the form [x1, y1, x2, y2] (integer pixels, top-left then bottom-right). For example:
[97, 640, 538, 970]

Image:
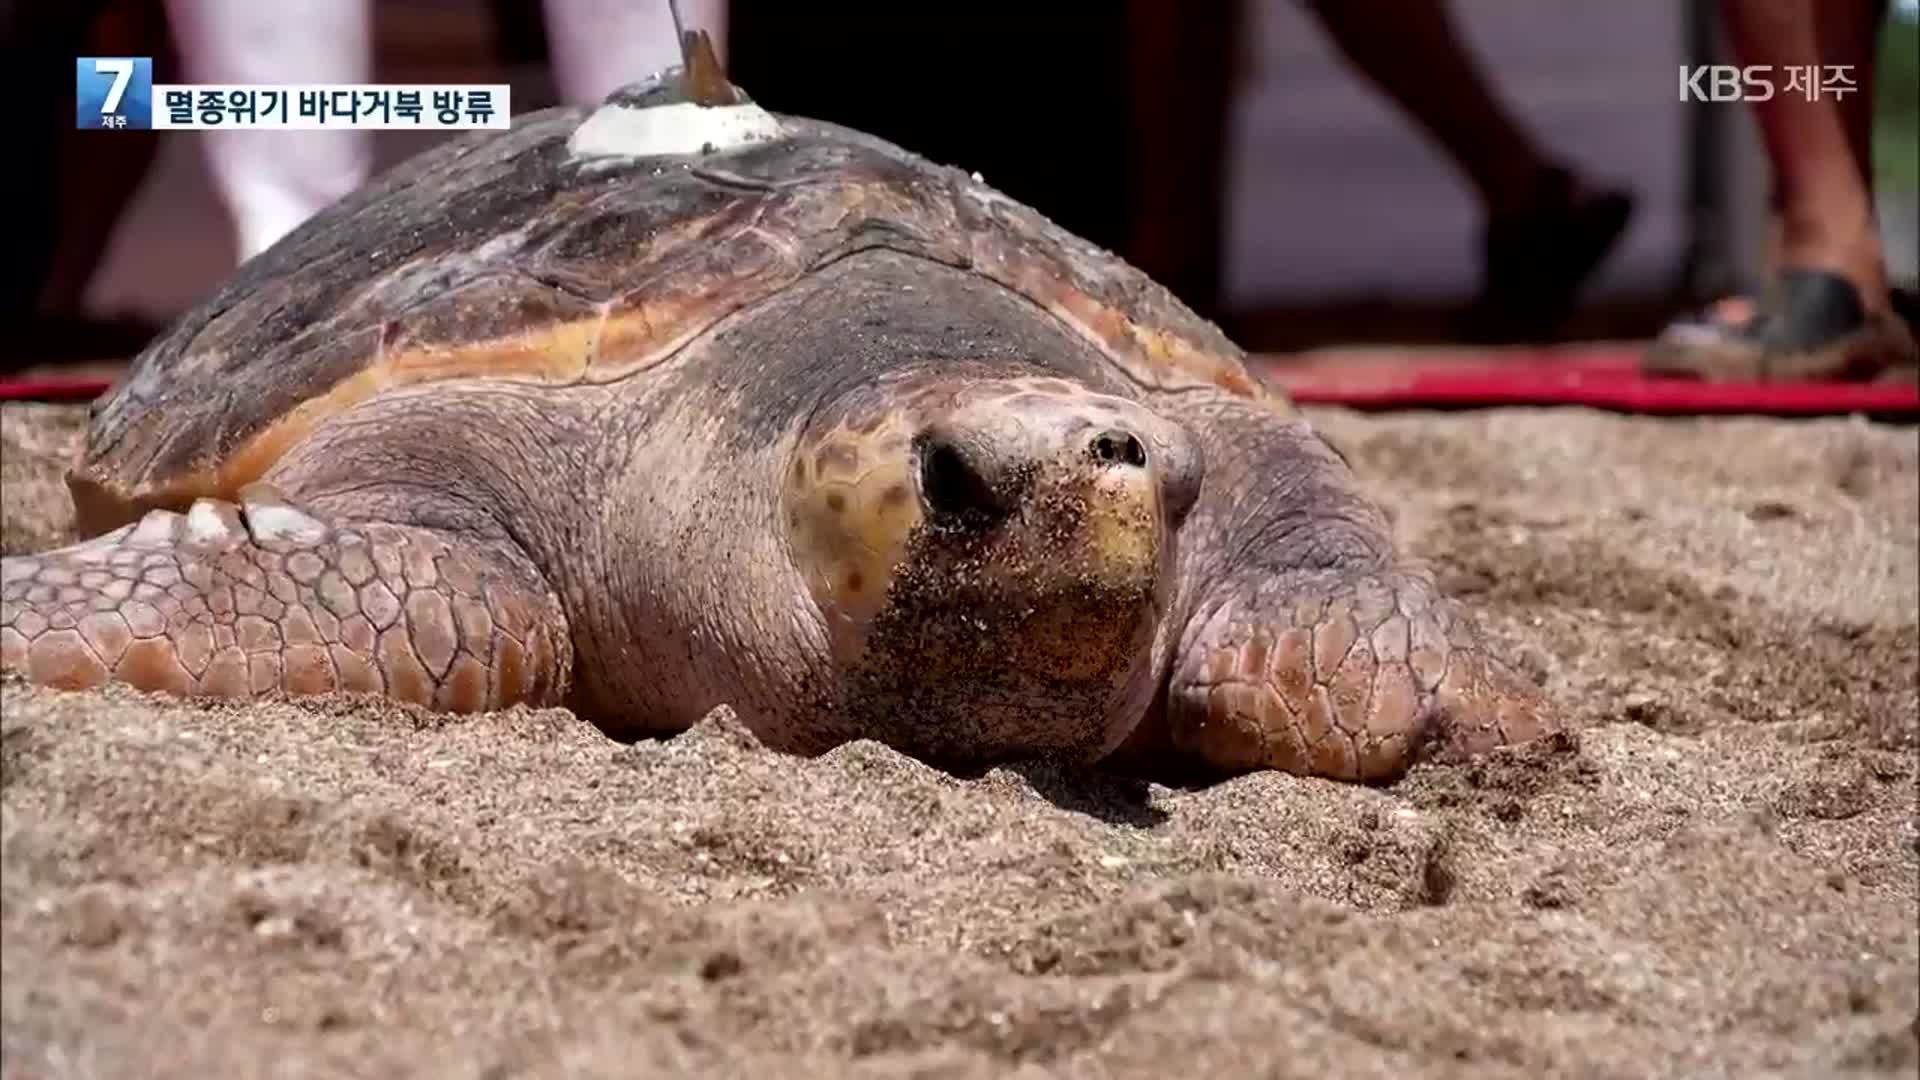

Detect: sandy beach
[3, 399, 1915, 1078]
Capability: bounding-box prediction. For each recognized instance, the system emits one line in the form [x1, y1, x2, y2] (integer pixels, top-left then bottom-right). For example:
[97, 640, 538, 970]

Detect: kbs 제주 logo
[76, 57, 153, 130]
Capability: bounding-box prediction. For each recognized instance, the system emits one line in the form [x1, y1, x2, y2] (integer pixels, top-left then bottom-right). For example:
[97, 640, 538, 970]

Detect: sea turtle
[0, 45, 1550, 782]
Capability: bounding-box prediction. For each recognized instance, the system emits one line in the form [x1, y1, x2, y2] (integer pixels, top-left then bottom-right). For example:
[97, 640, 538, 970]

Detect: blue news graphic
[75, 57, 154, 130]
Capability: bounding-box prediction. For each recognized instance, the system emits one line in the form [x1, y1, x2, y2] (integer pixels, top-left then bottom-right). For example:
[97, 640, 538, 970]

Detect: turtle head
[782, 374, 1202, 765]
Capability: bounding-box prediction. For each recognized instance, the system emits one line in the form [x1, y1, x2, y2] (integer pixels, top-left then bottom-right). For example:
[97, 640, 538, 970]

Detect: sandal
[1644, 270, 1920, 382]
[1465, 168, 1636, 343]
[1657, 286, 1920, 350]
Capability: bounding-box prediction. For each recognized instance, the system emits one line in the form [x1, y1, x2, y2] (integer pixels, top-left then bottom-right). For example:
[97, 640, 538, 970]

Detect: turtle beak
[1074, 427, 1165, 586]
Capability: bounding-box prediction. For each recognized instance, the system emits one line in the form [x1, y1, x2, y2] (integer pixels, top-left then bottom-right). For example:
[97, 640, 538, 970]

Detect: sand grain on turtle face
[3, 401, 1916, 1078]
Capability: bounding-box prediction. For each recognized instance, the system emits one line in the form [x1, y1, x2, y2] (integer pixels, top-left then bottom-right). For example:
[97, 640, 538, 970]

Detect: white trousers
[162, 0, 727, 261]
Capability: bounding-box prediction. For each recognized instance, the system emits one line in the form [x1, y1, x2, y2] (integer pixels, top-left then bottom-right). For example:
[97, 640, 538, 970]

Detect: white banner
[149, 84, 513, 130]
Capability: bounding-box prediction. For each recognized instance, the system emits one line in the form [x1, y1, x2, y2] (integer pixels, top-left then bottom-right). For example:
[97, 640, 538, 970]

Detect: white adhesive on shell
[245, 503, 330, 545]
[70, 524, 135, 555]
[566, 100, 785, 161]
[184, 502, 235, 546]
[129, 510, 180, 546]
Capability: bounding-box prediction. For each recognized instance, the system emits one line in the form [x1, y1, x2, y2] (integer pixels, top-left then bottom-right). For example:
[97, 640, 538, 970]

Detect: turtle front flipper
[1154, 392, 1553, 783]
[1, 484, 570, 711]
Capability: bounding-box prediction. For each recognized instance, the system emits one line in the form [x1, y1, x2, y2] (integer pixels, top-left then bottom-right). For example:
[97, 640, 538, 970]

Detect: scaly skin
[1, 483, 570, 711]
[1167, 567, 1548, 781]
[1148, 390, 1552, 782]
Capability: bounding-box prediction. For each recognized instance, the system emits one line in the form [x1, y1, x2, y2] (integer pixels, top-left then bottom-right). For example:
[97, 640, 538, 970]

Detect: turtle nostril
[917, 435, 1005, 524]
[1089, 428, 1148, 469]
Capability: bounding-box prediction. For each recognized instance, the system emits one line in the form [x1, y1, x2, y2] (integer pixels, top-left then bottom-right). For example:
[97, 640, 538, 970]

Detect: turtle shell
[73, 84, 1273, 532]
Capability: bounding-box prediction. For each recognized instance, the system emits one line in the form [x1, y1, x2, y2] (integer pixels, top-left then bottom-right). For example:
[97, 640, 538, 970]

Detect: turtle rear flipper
[1, 484, 570, 711]
[1150, 392, 1555, 782]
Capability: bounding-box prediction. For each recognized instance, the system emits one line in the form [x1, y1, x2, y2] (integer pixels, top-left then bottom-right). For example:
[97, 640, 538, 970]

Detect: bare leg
[162, 0, 373, 260]
[1728, 0, 1888, 305]
[1697, 0, 1884, 324]
[34, 0, 169, 320]
[1305, 0, 1556, 209]
[1650, 0, 1913, 379]
[1304, 0, 1633, 340]
[541, 0, 728, 104]
[1818, 0, 1886, 192]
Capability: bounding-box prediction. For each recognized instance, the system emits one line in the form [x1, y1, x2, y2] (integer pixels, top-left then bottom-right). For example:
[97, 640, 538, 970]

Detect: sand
[2, 400, 1915, 1078]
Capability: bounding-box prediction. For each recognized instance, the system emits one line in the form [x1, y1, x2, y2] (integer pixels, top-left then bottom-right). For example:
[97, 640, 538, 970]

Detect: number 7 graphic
[76, 56, 152, 129]
[94, 58, 134, 114]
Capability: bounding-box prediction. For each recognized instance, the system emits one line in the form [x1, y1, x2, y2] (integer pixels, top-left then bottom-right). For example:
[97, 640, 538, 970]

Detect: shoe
[1465, 168, 1635, 343]
[1644, 270, 1920, 382]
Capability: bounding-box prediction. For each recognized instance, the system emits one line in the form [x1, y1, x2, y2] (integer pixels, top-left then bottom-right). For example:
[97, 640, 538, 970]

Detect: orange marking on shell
[76, 301, 687, 530]
[962, 227, 1271, 403]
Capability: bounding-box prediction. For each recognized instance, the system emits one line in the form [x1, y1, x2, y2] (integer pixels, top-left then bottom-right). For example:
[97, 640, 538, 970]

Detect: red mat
[3, 347, 1917, 417]
[0, 377, 112, 403]
[1259, 346, 1920, 418]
